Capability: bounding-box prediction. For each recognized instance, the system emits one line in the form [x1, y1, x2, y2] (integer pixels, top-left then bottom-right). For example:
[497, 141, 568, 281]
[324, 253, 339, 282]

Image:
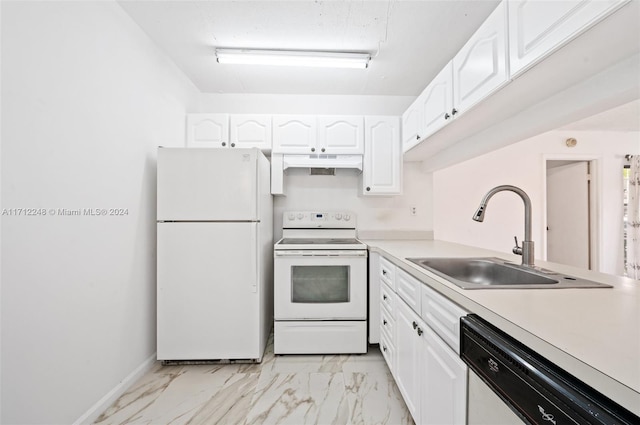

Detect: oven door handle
[275, 250, 368, 257]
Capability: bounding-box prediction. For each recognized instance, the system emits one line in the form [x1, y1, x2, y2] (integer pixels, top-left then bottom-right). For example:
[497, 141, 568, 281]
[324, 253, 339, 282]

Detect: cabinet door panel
[318, 116, 363, 154]
[453, 1, 508, 113]
[363, 116, 401, 195]
[230, 115, 272, 150]
[509, 0, 629, 76]
[420, 325, 467, 425]
[272, 115, 316, 154]
[401, 101, 422, 150]
[395, 299, 421, 422]
[186, 114, 229, 148]
[420, 62, 454, 140]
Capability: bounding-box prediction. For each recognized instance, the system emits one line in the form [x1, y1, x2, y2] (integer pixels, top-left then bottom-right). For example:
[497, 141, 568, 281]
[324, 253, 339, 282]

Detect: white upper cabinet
[272, 115, 317, 154]
[508, 0, 629, 77]
[273, 115, 364, 155]
[453, 1, 508, 113]
[186, 114, 229, 148]
[362, 116, 402, 196]
[317, 116, 364, 154]
[229, 115, 272, 150]
[401, 97, 422, 150]
[420, 62, 455, 141]
[402, 63, 454, 152]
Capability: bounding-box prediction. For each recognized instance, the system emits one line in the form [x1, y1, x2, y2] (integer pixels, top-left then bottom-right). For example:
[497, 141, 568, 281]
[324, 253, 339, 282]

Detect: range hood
[282, 154, 363, 170]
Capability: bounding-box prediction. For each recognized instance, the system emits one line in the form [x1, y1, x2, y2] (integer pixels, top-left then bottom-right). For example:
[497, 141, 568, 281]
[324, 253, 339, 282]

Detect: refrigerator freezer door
[157, 148, 259, 221]
[157, 222, 260, 360]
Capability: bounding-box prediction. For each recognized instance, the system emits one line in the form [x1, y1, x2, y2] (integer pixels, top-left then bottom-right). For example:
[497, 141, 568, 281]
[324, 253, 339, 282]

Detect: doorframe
[541, 154, 602, 271]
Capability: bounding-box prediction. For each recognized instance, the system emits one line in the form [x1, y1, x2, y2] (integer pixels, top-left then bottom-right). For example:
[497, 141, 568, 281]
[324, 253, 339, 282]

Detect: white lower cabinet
[420, 323, 468, 425]
[395, 298, 424, 421]
[376, 255, 468, 425]
[396, 296, 467, 425]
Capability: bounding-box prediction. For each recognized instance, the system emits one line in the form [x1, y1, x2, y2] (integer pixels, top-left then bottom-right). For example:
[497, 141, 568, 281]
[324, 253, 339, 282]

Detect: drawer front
[379, 332, 395, 374]
[379, 256, 396, 289]
[380, 305, 395, 342]
[396, 268, 421, 315]
[421, 282, 467, 354]
[380, 282, 395, 316]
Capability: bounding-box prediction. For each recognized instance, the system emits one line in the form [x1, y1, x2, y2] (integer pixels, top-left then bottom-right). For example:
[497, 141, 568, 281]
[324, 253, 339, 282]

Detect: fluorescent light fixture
[215, 48, 370, 69]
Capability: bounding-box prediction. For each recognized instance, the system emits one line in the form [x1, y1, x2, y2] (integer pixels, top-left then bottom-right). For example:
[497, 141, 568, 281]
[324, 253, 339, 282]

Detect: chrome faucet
[472, 185, 535, 267]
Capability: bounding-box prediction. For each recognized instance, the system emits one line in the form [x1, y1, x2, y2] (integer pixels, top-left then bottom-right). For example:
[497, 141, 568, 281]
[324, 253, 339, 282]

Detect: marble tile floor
[94, 335, 414, 425]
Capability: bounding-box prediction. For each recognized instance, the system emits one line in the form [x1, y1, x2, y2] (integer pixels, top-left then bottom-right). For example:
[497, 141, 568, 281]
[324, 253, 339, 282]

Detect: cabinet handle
[311, 147, 315, 152]
[383, 294, 387, 300]
[230, 142, 235, 147]
[221, 142, 226, 147]
[366, 187, 371, 192]
[412, 321, 418, 329]
[382, 269, 387, 275]
[444, 113, 450, 120]
[415, 135, 420, 140]
[383, 319, 387, 326]
[321, 147, 326, 153]
[383, 345, 387, 352]
[452, 108, 458, 116]
[417, 327, 423, 336]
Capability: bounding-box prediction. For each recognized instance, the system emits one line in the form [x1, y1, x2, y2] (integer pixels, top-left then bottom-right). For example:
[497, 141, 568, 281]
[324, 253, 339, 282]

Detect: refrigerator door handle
[251, 225, 258, 293]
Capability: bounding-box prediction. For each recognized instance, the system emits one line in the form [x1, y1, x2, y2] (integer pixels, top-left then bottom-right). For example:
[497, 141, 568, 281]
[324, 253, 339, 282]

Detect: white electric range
[273, 211, 368, 354]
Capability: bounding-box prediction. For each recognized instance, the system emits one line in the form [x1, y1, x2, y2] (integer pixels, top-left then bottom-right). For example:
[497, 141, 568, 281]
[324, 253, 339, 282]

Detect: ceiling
[117, 0, 501, 96]
[118, 0, 639, 132]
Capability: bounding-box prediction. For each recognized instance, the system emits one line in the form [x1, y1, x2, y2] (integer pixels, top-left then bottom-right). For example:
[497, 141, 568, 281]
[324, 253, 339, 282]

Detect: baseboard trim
[73, 352, 157, 425]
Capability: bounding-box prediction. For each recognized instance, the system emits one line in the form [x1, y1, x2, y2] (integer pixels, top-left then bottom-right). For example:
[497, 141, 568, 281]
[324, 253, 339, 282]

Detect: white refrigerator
[156, 147, 273, 362]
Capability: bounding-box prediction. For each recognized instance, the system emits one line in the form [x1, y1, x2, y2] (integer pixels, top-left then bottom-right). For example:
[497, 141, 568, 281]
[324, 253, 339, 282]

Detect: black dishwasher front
[460, 314, 639, 425]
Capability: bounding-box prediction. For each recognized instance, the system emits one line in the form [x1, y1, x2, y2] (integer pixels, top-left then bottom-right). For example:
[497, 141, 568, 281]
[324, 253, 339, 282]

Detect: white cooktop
[276, 211, 366, 250]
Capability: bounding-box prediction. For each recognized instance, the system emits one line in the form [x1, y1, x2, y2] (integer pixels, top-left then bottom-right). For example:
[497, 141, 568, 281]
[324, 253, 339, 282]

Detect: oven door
[274, 250, 367, 320]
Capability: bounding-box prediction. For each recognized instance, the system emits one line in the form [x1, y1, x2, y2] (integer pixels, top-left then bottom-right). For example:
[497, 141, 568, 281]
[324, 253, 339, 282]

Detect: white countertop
[363, 239, 640, 416]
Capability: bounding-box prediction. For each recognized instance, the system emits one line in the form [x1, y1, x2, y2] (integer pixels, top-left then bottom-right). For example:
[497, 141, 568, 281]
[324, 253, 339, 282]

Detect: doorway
[545, 159, 597, 270]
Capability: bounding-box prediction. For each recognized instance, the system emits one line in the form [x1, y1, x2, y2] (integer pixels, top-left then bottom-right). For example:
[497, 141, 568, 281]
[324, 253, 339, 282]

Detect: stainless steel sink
[406, 257, 612, 289]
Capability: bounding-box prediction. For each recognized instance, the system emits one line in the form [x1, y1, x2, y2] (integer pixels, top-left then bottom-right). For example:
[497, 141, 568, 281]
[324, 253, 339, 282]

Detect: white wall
[195, 93, 415, 115]
[194, 93, 433, 239]
[273, 163, 433, 240]
[433, 130, 640, 276]
[1, 2, 198, 424]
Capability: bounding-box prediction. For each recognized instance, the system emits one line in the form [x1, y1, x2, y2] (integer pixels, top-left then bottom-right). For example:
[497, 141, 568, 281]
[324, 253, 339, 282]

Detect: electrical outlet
[411, 206, 418, 216]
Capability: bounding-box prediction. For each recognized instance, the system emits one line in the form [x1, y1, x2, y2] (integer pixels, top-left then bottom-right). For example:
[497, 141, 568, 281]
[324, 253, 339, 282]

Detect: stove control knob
[335, 213, 342, 220]
[287, 213, 295, 220]
[344, 214, 351, 221]
[297, 213, 304, 220]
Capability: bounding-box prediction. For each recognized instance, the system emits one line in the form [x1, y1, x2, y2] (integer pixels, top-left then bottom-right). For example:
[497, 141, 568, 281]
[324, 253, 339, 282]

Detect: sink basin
[407, 257, 612, 290]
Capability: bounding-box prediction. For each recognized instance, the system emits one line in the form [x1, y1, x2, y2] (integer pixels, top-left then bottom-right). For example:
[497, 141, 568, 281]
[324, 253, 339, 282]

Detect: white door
[394, 299, 421, 422]
[453, 1, 508, 113]
[317, 116, 364, 154]
[508, 0, 628, 77]
[272, 115, 317, 154]
[420, 325, 467, 425]
[402, 100, 422, 150]
[157, 148, 258, 221]
[546, 161, 591, 268]
[186, 113, 229, 148]
[229, 114, 272, 150]
[157, 222, 259, 360]
[420, 62, 454, 140]
[363, 116, 401, 195]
